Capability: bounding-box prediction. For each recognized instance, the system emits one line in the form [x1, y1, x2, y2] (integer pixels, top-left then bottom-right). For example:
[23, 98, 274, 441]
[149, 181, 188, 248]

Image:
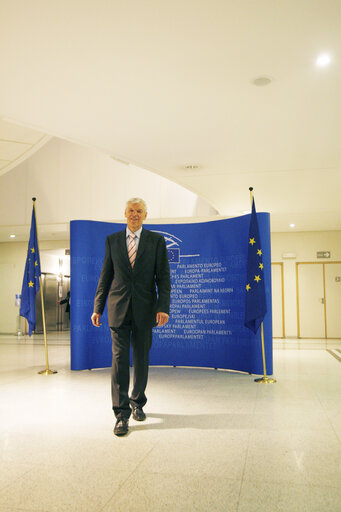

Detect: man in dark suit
[58, 290, 70, 319]
[91, 198, 171, 436]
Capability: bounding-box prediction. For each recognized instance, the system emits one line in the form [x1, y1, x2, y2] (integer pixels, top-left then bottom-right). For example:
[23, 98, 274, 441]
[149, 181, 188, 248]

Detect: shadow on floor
[128, 412, 253, 433]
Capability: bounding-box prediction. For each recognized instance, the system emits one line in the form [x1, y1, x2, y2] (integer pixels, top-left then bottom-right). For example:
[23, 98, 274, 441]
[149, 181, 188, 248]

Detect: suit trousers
[110, 301, 153, 420]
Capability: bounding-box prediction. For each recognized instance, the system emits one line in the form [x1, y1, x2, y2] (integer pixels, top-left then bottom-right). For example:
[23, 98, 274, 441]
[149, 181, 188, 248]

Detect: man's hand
[91, 312, 102, 327]
[156, 312, 169, 327]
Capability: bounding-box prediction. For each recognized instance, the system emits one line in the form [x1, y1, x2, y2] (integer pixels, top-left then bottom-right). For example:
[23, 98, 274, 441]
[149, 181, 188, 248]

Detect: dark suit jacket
[94, 228, 171, 328]
[60, 292, 70, 313]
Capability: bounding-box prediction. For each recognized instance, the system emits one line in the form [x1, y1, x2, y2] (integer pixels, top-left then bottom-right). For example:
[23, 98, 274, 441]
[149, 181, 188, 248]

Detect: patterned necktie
[128, 234, 137, 268]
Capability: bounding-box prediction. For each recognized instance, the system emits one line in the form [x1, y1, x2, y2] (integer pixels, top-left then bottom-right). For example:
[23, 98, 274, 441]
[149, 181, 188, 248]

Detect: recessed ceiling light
[251, 76, 272, 87]
[290, 223, 295, 228]
[9, 234, 16, 238]
[316, 53, 331, 67]
[243, 210, 249, 214]
[184, 165, 200, 170]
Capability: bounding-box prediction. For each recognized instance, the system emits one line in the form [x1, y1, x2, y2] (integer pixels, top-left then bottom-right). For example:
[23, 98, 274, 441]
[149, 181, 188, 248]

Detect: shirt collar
[126, 226, 143, 238]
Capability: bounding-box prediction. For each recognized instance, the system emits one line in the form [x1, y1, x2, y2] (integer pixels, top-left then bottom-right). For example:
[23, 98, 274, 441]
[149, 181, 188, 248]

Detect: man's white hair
[126, 197, 147, 212]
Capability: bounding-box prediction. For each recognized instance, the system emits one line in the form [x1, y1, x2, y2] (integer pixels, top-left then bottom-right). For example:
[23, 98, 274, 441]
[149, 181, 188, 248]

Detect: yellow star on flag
[249, 238, 256, 246]
[259, 263, 264, 270]
[31, 247, 35, 253]
[28, 281, 34, 287]
[254, 275, 261, 283]
[257, 249, 262, 256]
[34, 261, 38, 266]
[246, 284, 251, 291]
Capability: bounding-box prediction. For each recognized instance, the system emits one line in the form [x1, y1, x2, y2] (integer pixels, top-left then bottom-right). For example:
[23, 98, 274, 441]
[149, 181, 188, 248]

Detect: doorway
[296, 262, 341, 338]
[271, 263, 285, 338]
[34, 273, 70, 334]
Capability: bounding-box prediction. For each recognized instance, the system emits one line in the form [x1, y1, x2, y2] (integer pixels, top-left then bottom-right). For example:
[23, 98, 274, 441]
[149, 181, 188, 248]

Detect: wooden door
[297, 263, 325, 338]
[325, 263, 341, 338]
[272, 263, 285, 338]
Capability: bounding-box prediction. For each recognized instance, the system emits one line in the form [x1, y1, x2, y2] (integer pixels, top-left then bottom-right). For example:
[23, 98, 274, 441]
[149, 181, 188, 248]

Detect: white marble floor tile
[0, 335, 341, 512]
[136, 428, 249, 479]
[320, 398, 341, 415]
[0, 508, 32, 512]
[251, 408, 333, 431]
[0, 429, 159, 472]
[243, 429, 341, 486]
[0, 460, 32, 493]
[102, 472, 241, 512]
[238, 480, 341, 512]
[0, 464, 131, 512]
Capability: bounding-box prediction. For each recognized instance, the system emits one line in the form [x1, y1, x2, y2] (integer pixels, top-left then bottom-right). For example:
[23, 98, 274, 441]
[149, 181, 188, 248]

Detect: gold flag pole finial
[248, 188, 276, 384]
[33, 198, 57, 375]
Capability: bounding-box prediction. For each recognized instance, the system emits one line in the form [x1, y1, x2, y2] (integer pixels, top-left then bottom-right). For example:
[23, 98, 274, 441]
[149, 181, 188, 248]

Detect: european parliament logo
[168, 248, 180, 263]
[152, 231, 182, 264]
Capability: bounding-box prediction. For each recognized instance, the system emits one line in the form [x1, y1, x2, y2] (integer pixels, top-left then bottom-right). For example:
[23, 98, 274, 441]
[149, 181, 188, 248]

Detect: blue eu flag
[245, 198, 267, 334]
[20, 206, 41, 335]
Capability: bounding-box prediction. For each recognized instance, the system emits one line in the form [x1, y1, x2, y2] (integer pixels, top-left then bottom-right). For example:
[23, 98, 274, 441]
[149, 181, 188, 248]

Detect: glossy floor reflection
[0, 334, 340, 512]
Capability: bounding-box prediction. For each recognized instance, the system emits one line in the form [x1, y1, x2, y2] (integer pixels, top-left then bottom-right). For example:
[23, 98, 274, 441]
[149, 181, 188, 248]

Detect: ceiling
[0, 119, 50, 176]
[0, 0, 340, 232]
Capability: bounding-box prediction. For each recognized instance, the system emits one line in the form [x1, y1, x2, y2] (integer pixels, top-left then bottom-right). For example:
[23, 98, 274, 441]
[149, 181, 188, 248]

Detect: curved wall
[0, 137, 217, 235]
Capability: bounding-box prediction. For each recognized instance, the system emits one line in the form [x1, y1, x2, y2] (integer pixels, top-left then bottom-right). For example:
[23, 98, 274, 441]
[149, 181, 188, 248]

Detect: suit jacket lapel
[135, 228, 147, 266]
[118, 229, 131, 268]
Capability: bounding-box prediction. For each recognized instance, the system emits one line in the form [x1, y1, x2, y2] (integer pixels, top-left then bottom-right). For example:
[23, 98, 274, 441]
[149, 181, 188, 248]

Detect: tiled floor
[0, 334, 340, 512]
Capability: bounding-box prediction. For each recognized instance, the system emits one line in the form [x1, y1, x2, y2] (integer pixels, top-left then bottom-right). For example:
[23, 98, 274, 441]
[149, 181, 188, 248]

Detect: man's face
[125, 202, 147, 232]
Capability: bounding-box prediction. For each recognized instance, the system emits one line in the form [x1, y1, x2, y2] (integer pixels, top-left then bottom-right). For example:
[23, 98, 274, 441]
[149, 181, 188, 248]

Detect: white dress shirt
[126, 226, 143, 252]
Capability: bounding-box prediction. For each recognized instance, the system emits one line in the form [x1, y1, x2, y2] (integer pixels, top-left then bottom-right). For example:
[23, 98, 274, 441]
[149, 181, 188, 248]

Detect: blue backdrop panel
[70, 215, 272, 374]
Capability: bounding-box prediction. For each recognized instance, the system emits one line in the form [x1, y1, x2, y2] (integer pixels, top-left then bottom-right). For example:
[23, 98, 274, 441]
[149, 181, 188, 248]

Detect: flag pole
[32, 198, 57, 375]
[248, 188, 276, 384]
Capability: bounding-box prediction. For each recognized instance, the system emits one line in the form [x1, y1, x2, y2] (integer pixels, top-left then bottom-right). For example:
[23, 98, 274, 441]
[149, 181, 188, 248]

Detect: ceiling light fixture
[184, 165, 200, 170]
[290, 223, 295, 228]
[316, 53, 331, 67]
[9, 234, 16, 238]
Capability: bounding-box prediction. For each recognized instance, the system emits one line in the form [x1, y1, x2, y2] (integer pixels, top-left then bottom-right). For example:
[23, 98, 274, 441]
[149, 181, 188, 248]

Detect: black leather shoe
[131, 407, 146, 421]
[114, 418, 129, 436]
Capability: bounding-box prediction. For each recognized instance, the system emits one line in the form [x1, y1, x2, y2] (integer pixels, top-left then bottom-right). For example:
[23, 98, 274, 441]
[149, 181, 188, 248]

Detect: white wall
[271, 230, 341, 337]
[0, 137, 217, 235]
